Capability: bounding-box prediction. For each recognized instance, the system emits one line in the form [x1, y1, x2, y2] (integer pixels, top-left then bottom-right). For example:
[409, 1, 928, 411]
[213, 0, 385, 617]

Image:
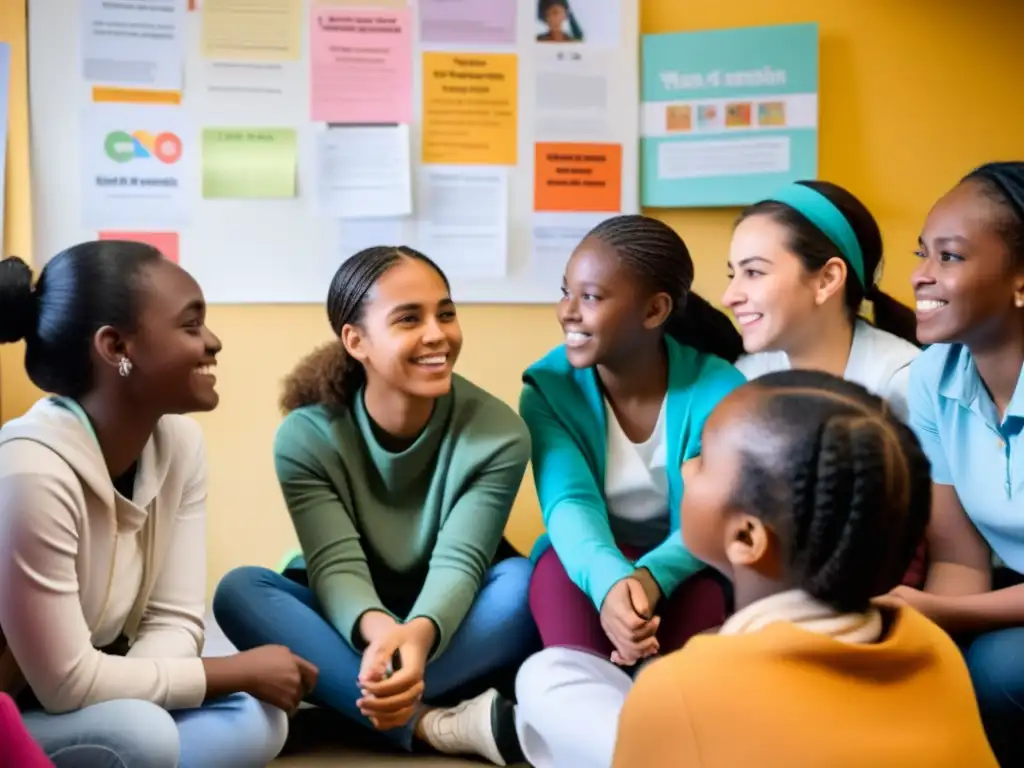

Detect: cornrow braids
[587, 215, 743, 363]
[280, 245, 450, 413]
[962, 161, 1024, 267]
[732, 370, 931, 613]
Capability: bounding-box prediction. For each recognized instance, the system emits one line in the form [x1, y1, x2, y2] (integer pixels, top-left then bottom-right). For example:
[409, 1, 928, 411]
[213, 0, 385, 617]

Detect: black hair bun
[0, 256, 37, 343]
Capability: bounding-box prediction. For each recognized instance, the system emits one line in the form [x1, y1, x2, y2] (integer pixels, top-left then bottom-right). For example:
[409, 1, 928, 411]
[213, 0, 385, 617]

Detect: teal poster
[640, 23, 818, 208]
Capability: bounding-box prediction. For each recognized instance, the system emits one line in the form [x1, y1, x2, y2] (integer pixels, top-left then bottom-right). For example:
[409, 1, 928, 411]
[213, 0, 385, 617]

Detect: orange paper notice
[534, 142, 622, 213]
[92, 87, 182, 105]
[99, 231, 180, 263]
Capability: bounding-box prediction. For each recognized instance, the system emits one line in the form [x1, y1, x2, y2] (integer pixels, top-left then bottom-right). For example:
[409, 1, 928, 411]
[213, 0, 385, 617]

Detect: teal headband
[766, 183, 866, 287]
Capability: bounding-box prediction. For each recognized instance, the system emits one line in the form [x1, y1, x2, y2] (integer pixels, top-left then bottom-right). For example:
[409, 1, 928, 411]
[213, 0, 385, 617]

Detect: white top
[735, 319, 920, 422]
[100, 514, 147, 649]
[604, 398, 670, 548]
[0, 398, 209, 713]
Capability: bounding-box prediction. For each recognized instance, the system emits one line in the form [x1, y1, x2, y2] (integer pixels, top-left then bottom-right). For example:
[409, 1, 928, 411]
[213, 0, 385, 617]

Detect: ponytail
[280, 341, 364, 414]
[867, 287, 919, 347]
[665, 292, 744, 364]
[584, 215, 742, 363]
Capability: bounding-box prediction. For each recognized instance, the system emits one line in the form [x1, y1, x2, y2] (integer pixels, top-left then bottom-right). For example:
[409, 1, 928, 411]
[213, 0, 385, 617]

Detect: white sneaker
[418, 688, 524, 765]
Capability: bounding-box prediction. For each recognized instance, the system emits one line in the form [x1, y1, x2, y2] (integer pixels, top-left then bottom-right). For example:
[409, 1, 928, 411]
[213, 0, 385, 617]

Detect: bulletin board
[28, 0, 640, 305]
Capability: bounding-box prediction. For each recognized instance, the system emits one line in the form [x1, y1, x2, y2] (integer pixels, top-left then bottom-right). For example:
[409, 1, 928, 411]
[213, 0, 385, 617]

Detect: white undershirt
[735, 319, 919, 422]
[604, 399, 670, 547]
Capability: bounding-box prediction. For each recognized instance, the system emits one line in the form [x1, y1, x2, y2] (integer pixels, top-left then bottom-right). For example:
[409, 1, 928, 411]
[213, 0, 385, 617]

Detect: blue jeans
[213, 557, 539, 751]
[20, 694, 288, 768]
[965, 627, 1024, 765]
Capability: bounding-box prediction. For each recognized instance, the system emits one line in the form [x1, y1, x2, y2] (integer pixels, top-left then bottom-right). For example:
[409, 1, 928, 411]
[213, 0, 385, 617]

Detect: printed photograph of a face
[536, 0, 622, 47]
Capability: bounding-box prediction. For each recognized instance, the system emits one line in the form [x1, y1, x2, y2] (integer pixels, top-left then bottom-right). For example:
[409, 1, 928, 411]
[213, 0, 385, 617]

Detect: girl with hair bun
[0, 244, 310, 767]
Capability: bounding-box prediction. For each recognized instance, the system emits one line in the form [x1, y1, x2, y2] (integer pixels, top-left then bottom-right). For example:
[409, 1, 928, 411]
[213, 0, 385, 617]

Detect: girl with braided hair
[213, 247, 538, 765]
[614, 370, 996, 768]
[895, 161, 1024, 765]
[514, 215, 744, 767]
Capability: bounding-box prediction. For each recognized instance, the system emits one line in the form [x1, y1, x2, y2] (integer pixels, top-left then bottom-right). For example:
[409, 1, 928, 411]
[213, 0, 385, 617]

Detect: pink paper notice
[310, 6, 413, 124]
[99, 231, 180, 263]
[419, 0, 516, 46]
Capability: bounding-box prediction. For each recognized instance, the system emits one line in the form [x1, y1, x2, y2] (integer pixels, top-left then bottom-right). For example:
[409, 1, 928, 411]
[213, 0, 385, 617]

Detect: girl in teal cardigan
[520, 214, 745, 665]
[514, 215, 745, 766]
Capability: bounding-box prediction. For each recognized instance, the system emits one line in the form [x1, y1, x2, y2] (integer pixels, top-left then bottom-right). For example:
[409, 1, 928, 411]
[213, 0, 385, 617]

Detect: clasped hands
[600, 568, 662, 666]
[355, 611, 435, 731]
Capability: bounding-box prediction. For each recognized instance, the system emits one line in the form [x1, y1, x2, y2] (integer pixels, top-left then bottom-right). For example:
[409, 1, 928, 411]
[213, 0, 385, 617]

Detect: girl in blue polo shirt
[891, 161, 1024, 766]
[514, 214, 745, 767]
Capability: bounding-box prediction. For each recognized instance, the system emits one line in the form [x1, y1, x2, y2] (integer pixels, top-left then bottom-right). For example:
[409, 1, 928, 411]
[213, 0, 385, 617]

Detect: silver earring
[118, 356, 133, 377]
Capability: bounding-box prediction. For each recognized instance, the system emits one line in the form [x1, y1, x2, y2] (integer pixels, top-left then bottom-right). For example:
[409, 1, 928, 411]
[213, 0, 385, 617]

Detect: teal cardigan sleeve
[634, 532, 706, 599]
[520, 383, 634, 609]
[635, 359, 746, 597]
[407, 427, 530, 658]
[273, 414, 391, 649]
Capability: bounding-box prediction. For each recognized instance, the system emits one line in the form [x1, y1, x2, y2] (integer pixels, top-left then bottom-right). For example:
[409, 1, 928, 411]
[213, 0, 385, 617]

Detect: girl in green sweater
[213, 247, 538, 765]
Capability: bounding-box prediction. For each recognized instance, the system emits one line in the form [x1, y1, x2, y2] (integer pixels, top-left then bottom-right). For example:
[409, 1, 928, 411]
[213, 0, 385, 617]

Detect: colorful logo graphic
[105, 130, 183, 164]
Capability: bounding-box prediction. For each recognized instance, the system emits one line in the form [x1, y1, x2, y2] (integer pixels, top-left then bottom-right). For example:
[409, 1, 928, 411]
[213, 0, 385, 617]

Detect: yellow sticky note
[201, 0, 302, 61]
[422, 52, 518, 166]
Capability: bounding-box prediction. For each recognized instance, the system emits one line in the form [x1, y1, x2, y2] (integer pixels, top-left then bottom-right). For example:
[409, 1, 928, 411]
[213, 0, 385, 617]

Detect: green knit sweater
[273, 374, 530, 657]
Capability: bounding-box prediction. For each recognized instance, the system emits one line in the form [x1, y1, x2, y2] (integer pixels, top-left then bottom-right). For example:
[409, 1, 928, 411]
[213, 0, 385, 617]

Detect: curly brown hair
[280, 245, 450, 413]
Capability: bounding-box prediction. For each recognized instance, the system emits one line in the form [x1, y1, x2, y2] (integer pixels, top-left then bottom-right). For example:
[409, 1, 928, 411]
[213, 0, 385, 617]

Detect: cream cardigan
[0, 398, 208, 713]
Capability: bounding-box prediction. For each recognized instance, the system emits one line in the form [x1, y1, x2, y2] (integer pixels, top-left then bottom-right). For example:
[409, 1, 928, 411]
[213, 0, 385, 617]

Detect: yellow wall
[0, 1, 33, 417]
[3, 1, 1023, 598]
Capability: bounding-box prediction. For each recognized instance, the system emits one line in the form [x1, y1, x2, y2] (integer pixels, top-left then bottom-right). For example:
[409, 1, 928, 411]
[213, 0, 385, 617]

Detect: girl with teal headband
[724, 180, 920, 419]
[723, 181, 928, 589]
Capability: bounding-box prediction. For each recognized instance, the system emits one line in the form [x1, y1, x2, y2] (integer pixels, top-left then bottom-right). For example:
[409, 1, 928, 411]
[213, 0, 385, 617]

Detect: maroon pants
[528, 545, 728, 657]
[902, 540, 928, 589]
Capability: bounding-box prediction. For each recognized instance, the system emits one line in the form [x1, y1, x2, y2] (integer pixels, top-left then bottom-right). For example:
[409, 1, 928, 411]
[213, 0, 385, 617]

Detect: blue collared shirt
[908, 343, 1024, 571]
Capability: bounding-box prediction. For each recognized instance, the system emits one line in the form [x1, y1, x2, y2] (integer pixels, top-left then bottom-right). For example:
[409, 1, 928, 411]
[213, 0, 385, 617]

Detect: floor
[203, 615, 474, 766]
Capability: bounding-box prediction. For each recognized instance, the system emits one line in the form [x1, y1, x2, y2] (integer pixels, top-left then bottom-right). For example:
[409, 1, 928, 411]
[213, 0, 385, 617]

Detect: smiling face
[724, 213, 836, 354]
[913, 179, 1024, 347]
[557, 236, 670, 369]
[343, 256, 462, 401]
[116, 259, 222, 414]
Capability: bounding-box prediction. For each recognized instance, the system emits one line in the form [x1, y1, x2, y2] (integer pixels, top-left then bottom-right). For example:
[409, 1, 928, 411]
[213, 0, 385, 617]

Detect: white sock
[418, 688, 507, 766]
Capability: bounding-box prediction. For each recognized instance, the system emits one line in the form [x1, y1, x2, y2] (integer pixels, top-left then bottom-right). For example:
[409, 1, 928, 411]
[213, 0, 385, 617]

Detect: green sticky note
[202, 128, 297, 198]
